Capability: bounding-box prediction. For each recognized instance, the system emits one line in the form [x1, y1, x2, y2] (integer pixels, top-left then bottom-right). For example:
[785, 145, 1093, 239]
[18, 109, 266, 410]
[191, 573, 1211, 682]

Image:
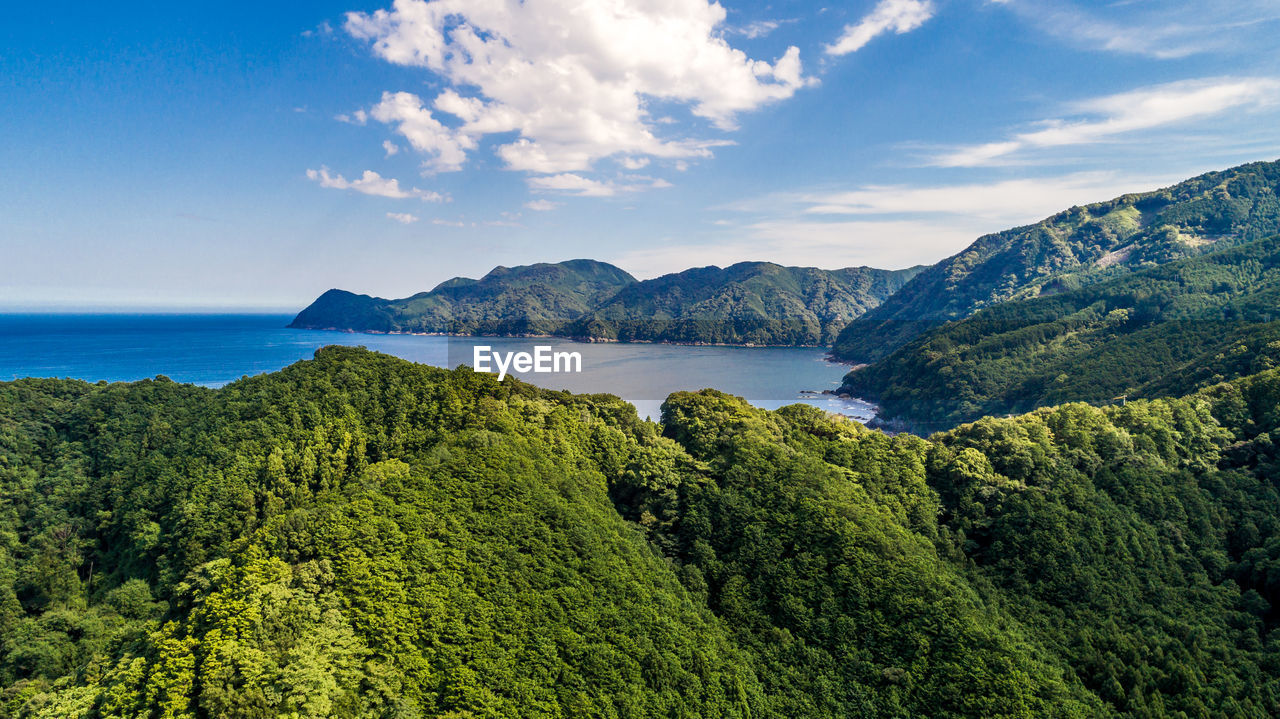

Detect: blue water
[0, 314, 875, 421]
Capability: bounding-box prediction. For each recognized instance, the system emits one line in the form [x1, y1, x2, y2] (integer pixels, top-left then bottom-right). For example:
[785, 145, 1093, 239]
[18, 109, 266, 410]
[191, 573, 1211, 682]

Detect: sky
[2, 0, 1279, 310]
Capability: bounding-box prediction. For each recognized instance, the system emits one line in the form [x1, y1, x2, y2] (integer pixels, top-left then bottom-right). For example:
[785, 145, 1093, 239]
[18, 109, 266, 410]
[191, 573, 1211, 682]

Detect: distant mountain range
[292, 259, 635, 337]
[832, 160, 1280, 363]
[291, 260, 925, 346]
[293, 158, 1280, 432]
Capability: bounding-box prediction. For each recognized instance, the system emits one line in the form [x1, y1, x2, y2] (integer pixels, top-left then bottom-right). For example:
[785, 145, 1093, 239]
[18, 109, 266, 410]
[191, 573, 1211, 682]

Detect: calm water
[0, 314, 874, 421]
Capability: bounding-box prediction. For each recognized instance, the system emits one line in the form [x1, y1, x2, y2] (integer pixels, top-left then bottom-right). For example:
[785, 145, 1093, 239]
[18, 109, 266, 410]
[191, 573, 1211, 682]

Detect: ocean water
[0, 314, 875, 421]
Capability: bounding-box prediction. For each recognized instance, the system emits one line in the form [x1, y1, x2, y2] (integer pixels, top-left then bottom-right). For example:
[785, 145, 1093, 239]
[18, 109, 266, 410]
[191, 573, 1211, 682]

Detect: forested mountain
[833, 159, 1280, 362]
[840, 233, 1280, 431]
[561, 262, 924, 345]
[4, 346, 1280, 716]
[290, 259, 637, 335]
[292, 260, 922, 346]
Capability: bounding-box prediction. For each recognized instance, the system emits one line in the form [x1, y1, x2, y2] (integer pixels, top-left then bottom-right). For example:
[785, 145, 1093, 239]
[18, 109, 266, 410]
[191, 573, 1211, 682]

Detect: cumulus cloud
[369, 91, 475, 172]
[827, 0, 934, 55]
[382, 140, 400, 157]
[344, 0, 814, 175]
[386, 212, 419, 223]
[931, 77, 1280, 167]
[306, 167, 446, 202]
[524, 199, 559, 211]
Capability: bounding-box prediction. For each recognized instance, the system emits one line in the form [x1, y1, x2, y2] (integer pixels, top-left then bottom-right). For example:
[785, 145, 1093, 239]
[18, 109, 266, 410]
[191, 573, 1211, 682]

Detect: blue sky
[2, 0, 1279, 310]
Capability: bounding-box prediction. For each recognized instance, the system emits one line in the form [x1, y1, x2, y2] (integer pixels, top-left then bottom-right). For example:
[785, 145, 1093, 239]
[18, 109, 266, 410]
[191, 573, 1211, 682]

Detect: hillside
[833, 159, 1280, 362]
[290, 259, 637, 335]
[840, 233, 1280, 431]
[561, 262, 924, 345]
[292, 260, 923, 346]
[4, 347, 1280, 716]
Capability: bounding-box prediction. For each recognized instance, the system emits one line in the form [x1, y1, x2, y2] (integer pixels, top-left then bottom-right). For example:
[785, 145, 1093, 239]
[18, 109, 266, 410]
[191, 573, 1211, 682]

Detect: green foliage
[0, 349, 759, 717]
[3, 347, 1280, 716]
[654, 394, 1097, 717]
[293, 260, 924, 346]
[841, 233, 1280, 430]
[834, 159, 1280, 362]
[561, 262, 924, 345]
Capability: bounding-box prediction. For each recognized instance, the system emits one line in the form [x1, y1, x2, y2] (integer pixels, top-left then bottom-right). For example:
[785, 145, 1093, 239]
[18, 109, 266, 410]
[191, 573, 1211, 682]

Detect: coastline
[291, 323, 883, 423]
[289, 324, 841, 349]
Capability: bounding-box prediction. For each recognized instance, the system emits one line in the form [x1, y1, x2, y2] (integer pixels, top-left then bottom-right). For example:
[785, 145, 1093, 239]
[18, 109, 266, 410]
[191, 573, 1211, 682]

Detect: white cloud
[524, 199, 559, 211]
[335, 110, 368, 125]
[306, 167, 446, 202]
[345, 0, 814, 175]
[431, 218, 467, 227]
[369, 91, 475, 172]
[732, 20, 781, 39]
[826, 0, 934, 55]
[386, 212, 419, 223]
[527, 174, 618, 198]
[994, 0, 1280, 60]
[793, 172, 1172, 224]
[528, 173, 673, 198]
[302, 21, 335, 38]
[931, 77, 1280, 167]
[383, 140, 400, 157]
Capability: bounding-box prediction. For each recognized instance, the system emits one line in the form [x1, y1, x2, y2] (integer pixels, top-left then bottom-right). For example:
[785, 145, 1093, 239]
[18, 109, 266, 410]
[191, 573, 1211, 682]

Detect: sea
[0, 314, 875, 422]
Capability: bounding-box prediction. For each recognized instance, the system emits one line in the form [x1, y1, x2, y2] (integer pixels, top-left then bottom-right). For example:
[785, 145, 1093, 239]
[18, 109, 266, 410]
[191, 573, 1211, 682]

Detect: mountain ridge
[292, 259, 925, 346]
[841, 232, 1280, 431]
[833, 159, 1280, 362]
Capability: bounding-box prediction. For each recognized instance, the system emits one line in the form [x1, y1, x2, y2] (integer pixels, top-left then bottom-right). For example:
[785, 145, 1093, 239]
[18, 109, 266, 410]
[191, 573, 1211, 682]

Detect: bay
[0, 314, 875, 421]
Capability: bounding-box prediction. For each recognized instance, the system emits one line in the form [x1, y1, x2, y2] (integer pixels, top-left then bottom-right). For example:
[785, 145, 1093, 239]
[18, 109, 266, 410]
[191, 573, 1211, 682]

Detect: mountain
[290, 258, 637, 335]
[560, 262, 925, 345]
[840, 233, 1280, 431]
[5, 346, 1280, 716]
[833, 159, 1280, 362]
[293, 259, 923, 346]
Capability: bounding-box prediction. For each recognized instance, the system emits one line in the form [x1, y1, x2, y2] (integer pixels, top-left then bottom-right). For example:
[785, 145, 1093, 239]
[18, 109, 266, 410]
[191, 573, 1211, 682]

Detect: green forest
[290, 260, 923, 347]
[840, 233, 1280, 431]
[560, 262, 924, 345]
[5, 346, 1280, 717]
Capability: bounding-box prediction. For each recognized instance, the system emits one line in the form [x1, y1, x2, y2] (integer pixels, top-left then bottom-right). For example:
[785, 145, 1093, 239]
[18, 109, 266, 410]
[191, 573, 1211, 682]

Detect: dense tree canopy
[840, 233, 1280, 431]
[2, 347, 1280, 716]
[560, 262, 924, 345]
